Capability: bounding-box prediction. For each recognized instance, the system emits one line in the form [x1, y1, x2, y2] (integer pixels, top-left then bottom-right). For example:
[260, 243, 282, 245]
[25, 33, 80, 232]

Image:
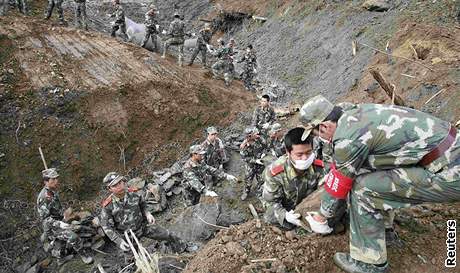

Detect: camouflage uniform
[240, 136, 267, 194]
[100, 189, 184, 251]
[189, 27, 213, 66]
[163, 17, 186, 64]
[251, 105, 276, 132]
[211, 45, 234, 86]
[37, 186, 82, 256]
[201, 138, 228, 168]
[45, 0, 64, 23]
[267, 136, 285, 158]
[321, 103, 460, 265]
[0, 0, 7, 16]
[182, 158, 227, 206]
[110, 3, 128, 41]
[238, 49, 257, 91]
[74, 0, 87, 30]
[141, 9, 158, 49]
[262, 155, 323, 229]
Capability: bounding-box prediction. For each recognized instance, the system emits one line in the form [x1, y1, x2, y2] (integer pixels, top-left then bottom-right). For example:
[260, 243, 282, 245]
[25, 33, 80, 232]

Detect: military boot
[333, 252, 388, 273]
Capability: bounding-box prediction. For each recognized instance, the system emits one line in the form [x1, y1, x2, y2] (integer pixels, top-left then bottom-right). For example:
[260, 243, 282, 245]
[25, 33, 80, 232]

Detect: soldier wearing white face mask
[261, 127, 325, 229]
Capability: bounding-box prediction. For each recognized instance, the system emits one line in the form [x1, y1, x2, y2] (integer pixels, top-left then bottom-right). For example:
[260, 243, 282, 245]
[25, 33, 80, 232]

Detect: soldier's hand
[145, 212, 156, 225]
[57, 221, 72, 230]
[262, 123, 270, 129]
[119, 240, 130, 252]
[255, 159, 264, 165]
[225, 174, 237, 183]
[204, 189, 218, 197]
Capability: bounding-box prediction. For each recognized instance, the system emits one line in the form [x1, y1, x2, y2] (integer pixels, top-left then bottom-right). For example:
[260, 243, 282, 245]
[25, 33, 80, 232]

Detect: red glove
[324, 164, 354, 199]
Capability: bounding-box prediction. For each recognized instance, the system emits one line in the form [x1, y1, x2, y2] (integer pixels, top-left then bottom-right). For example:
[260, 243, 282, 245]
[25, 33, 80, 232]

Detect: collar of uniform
[112, 191, 127, 203]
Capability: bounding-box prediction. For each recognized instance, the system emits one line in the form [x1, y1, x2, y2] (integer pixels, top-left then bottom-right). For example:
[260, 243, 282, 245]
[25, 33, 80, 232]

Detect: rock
[285, 230, 297, 241]
[222, 235, 232, 243]
[271, 226, 283, 235]
[172, 186, 183, 195]
[362, 0, 391, 12]
[39, 257, 52, 268]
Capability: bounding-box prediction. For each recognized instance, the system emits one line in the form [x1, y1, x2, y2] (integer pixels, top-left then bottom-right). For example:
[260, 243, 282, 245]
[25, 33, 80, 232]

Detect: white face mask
[290, 153, 315, 170]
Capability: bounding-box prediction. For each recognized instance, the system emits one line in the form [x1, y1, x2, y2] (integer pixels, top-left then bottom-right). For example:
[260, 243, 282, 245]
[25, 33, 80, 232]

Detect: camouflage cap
[190, 144, 206, 155]
[42, 168, 59, 179]
[149, 4, 156, 10]
[207, 126, 218, 134]
[103, 172, 125, 187]
[269, 123, 282, 135]
[299, 95, 334, 141]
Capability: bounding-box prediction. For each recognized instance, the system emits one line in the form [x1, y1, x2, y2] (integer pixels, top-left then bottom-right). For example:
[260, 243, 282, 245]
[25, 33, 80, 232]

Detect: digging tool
[38, 146, 48, 169]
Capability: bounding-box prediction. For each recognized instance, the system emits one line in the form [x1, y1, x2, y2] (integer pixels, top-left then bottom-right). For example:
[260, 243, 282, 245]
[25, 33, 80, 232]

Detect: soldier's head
[260, 94, 270, 108]
[269, 123, 283, 139]
[42, 168, 59, 190]
[103, 172, 126, 196]
[284, 127, 315, 171]
[190, 145, 206, 162]
[299, 95, 342, 143]
[244, 127, 259, 141]
[207, 126, 218, 142]
[246, 44, 253, 52]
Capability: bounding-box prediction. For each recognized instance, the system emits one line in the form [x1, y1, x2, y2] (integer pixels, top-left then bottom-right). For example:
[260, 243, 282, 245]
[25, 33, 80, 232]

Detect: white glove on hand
[119, 240, 130, 252]
[285, 210, 302, 226]
[226, 174, 237, 183]
[145, 212, 155, 225]
[305, 212, 333, 234]
[204, 189, 218, 197]
[58, 221, 72, 230]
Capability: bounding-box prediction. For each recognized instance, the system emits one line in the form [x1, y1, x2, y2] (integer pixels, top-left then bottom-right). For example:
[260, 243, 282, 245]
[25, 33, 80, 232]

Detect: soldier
[37, 168, 93, 264]
[100, 172, 189, 253]
[182, 145, 237, 206]
[211, 38, 235, 86]
[300, 95, 460, 273]
[200, 126, 228, 169]
[237, 44, 257, 91]
[267, 123, 285, 158]
[162, 12, 186, 66]
[188, 23, 213, 67]
[110, 0, 128, 41]
[45, 0, 65, 25]
[262, 128, 324, 229]
[74, 0, 88, 30]
[240, 127, 267, 201]
[251, 94, 276, 132]
[141, 4, 159, 50]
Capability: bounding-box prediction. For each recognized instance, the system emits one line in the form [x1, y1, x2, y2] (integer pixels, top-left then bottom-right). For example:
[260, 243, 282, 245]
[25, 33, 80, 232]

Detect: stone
[362, 0, 391, 12]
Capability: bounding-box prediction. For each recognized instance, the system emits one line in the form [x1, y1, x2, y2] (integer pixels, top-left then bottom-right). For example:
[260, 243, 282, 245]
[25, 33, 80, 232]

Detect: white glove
[191, 32, 196, 37]
[262, 123, 270, 129]
[305, 212, 333, 235]
[219, 164, 224, 170]
[161, 30, 167, 35]
[145, 212, 155, 225]
[285, 210, 302, 226]
[226, 174, 237, 183]
[119, 240, 130, 252]
[204, 189, 218, 197]
[58, 221, 72, 230]
[155, 24, 160, 31]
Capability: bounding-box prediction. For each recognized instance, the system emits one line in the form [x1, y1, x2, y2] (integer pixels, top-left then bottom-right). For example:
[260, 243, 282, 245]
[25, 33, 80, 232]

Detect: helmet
[299, 95, 334, 141]
[103, 172, 125, 187]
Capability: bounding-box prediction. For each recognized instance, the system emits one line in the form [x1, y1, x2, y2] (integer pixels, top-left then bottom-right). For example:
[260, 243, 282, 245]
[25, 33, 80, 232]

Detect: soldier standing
[262, 128, 324, 229]
[238, 44, 257, 91]
[45, 0, 65, 25]
[141, 4, 159, 50]
[74, 0, 88, 30]
[266, 123, 285, 158]
[182, 145, 237, 206]
[200, 126, 228, 169]
[188, 23, 213, 67]
[37, 168, 93, 264]
[211, 38, 234, 86]
[162, 12, 186, 66]
[240, 127, 267, 201]
[251, 94, 276, 133]
[300, 95, 460, 273]
[100, 172, 189, 253]
[110, 0, 128, 41]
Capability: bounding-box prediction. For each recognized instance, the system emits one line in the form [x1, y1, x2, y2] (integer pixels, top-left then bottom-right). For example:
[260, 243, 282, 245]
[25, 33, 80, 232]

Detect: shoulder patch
[270, 164, 285, 176]
[128, 187, 139, 193]
[101, 196, 112, 207]
[313, 159, 324, 168]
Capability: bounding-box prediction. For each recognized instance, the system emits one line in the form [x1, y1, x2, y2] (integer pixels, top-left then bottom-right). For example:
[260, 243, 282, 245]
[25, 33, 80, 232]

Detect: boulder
[362, 0, 391, 12]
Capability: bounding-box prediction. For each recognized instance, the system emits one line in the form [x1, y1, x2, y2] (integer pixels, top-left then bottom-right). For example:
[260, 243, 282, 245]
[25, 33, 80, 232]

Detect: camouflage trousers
[111, 21, 128, 41]
[189, 43, 207, 66]
[45, 0, 64, 22]
[244, 163, 265, 193]
[141, 28, 158, 50]
[349, 158, 460, 264]
[74, 1, 87, 29]
[45, 227, 82, 257]
[163, 37, 184, 63]
[241, 67, 255, 91]
[211, 59, 233, 85]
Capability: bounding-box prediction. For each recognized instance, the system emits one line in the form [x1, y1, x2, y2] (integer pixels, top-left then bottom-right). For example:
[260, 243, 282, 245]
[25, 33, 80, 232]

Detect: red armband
[324, 165, 354, 199]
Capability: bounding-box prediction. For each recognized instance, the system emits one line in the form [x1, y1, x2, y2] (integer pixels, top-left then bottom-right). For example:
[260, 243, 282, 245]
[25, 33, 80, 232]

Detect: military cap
[190, 144, 206, 155]
[103, 172, 125, 187]
[299, 95, 334, 141]
[269, 123, 282, 134]
[42, 168, 59, 179]
[149, 4, 156, 10]
[207, 126, 218, 134]
[244, 127, 259, 137]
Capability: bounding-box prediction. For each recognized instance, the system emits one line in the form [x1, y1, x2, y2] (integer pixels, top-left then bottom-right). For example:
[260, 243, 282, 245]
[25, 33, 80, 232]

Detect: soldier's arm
[183, 169, 206, 192]
[37, 196, 60, 228]
[269, 108, 276, 123]
[100, 207, 125, 247]
[204, 163, 226, 180]
[251, 108, 259, 127]
[261, 167, 287, 226]
[217, 139, 228, 162]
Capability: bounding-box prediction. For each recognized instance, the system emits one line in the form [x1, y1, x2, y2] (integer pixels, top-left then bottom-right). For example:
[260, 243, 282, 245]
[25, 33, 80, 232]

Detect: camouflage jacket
[214, 46, 233, 61]
[112, 4, 125, 23]
[262, 155, 324, 225]
[332, 104, 459, 178]
[37, 186, 64, 231]
[168, 18, 185, 38]
[201, 138, 227, 168]
[239, 51, 257, 70]
[144, 11, 158, 30]
[100, 190, 149, 247]
[182, 158, 226, 192]
[197, 28, 213, 46]
[268, 136, 285, 158]
[240, 137, 267, 165]
[313, 136, 333, 172]
[251, 106, 276, 130]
